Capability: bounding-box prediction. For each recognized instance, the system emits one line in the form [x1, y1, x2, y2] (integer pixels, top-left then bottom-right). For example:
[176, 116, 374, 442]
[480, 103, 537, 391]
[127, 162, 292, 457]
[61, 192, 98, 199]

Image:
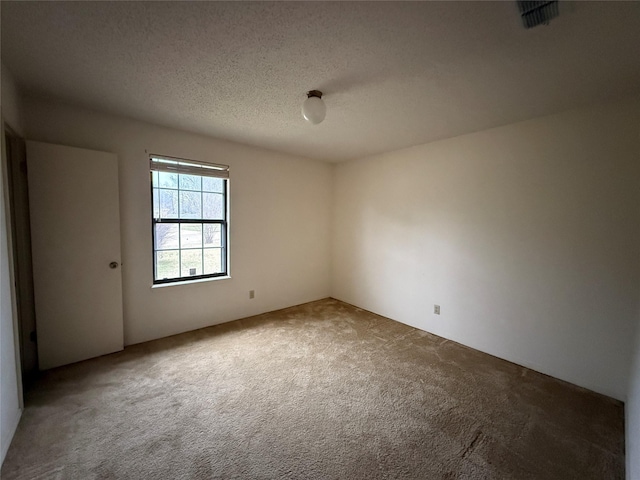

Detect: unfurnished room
[1, 1, 639, 479]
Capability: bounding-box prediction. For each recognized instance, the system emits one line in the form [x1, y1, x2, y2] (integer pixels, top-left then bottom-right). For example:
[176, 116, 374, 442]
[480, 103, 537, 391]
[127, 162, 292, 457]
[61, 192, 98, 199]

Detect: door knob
[109, 262, 119, 269]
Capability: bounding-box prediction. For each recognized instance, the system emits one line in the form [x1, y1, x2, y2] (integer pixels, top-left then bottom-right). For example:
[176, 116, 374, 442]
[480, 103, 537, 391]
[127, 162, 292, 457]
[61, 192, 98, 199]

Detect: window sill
[151, 275, 231, 289]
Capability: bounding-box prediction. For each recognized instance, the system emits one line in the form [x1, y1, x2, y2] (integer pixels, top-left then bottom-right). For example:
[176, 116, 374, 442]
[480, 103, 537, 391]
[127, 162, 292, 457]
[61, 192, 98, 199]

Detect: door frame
[1, 122, 25, 406]
[4, 123, 38, 387]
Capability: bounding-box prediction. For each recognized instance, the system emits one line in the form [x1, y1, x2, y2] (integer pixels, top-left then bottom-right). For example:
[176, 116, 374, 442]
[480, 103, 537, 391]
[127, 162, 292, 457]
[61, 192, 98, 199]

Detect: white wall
[333, 97, 640, 401]
[627, 301, 640, 479]
[23, 97, 333, 345]
[1, 65, 24, 135]
[1, 64, 24, 464]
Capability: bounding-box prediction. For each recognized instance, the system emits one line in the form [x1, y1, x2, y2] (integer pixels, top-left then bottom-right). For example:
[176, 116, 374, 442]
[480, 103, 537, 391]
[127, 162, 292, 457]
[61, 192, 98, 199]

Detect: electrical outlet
[434, 305, 441, 315]
[249, 290, 255, 299]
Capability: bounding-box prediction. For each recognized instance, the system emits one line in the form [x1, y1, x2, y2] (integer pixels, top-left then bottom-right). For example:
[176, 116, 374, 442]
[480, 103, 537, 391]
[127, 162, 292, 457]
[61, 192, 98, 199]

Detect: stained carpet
[1, 298, 624, 479]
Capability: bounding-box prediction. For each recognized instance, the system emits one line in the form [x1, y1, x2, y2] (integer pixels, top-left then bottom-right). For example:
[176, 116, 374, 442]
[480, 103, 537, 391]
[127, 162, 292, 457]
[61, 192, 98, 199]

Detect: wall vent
[517, 1, 559, 29]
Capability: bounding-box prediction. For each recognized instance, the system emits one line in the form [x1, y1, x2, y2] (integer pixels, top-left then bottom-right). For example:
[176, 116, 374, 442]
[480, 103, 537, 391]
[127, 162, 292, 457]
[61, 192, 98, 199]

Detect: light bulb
[301, 91, 326, 125]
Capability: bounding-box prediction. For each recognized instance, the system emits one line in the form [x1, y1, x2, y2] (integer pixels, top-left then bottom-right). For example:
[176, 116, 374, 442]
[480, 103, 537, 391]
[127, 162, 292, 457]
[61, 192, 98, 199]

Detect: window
[150, 155, 229, 284]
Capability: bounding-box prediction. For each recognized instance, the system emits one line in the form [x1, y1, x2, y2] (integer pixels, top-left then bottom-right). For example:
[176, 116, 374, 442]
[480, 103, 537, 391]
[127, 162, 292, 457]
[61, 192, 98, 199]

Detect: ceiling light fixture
[301, 90, 326, 125]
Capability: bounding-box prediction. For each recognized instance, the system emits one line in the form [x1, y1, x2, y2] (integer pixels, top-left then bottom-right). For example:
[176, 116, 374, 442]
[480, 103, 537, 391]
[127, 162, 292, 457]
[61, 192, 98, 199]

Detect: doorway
[4, 125, 38, 389]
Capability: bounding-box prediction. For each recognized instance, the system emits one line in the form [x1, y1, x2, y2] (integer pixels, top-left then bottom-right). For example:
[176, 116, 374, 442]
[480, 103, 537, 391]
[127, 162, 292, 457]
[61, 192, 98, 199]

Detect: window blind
[149, 155, 229, 179]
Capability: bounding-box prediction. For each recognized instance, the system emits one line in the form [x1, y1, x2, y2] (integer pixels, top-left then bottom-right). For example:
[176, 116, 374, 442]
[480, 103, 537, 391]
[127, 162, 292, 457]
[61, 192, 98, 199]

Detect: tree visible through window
[150, 155, 229, 284]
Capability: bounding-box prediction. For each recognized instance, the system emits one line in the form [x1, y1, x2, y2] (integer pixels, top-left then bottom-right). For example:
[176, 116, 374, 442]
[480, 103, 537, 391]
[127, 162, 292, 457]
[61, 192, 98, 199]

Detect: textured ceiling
[2, 1, 640, 162]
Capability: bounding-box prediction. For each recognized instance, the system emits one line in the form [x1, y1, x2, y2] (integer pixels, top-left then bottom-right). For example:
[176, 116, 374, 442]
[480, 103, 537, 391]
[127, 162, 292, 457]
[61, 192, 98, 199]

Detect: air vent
[517, 1, 559, 29]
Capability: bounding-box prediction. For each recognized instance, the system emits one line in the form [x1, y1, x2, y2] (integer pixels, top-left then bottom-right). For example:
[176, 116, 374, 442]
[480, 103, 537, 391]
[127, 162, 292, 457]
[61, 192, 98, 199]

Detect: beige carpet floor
[2, 298, 624, 479]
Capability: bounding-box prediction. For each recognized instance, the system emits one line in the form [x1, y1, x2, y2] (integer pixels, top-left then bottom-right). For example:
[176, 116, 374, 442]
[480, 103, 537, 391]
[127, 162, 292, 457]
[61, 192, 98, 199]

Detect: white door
[27, 141, 124, 370]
